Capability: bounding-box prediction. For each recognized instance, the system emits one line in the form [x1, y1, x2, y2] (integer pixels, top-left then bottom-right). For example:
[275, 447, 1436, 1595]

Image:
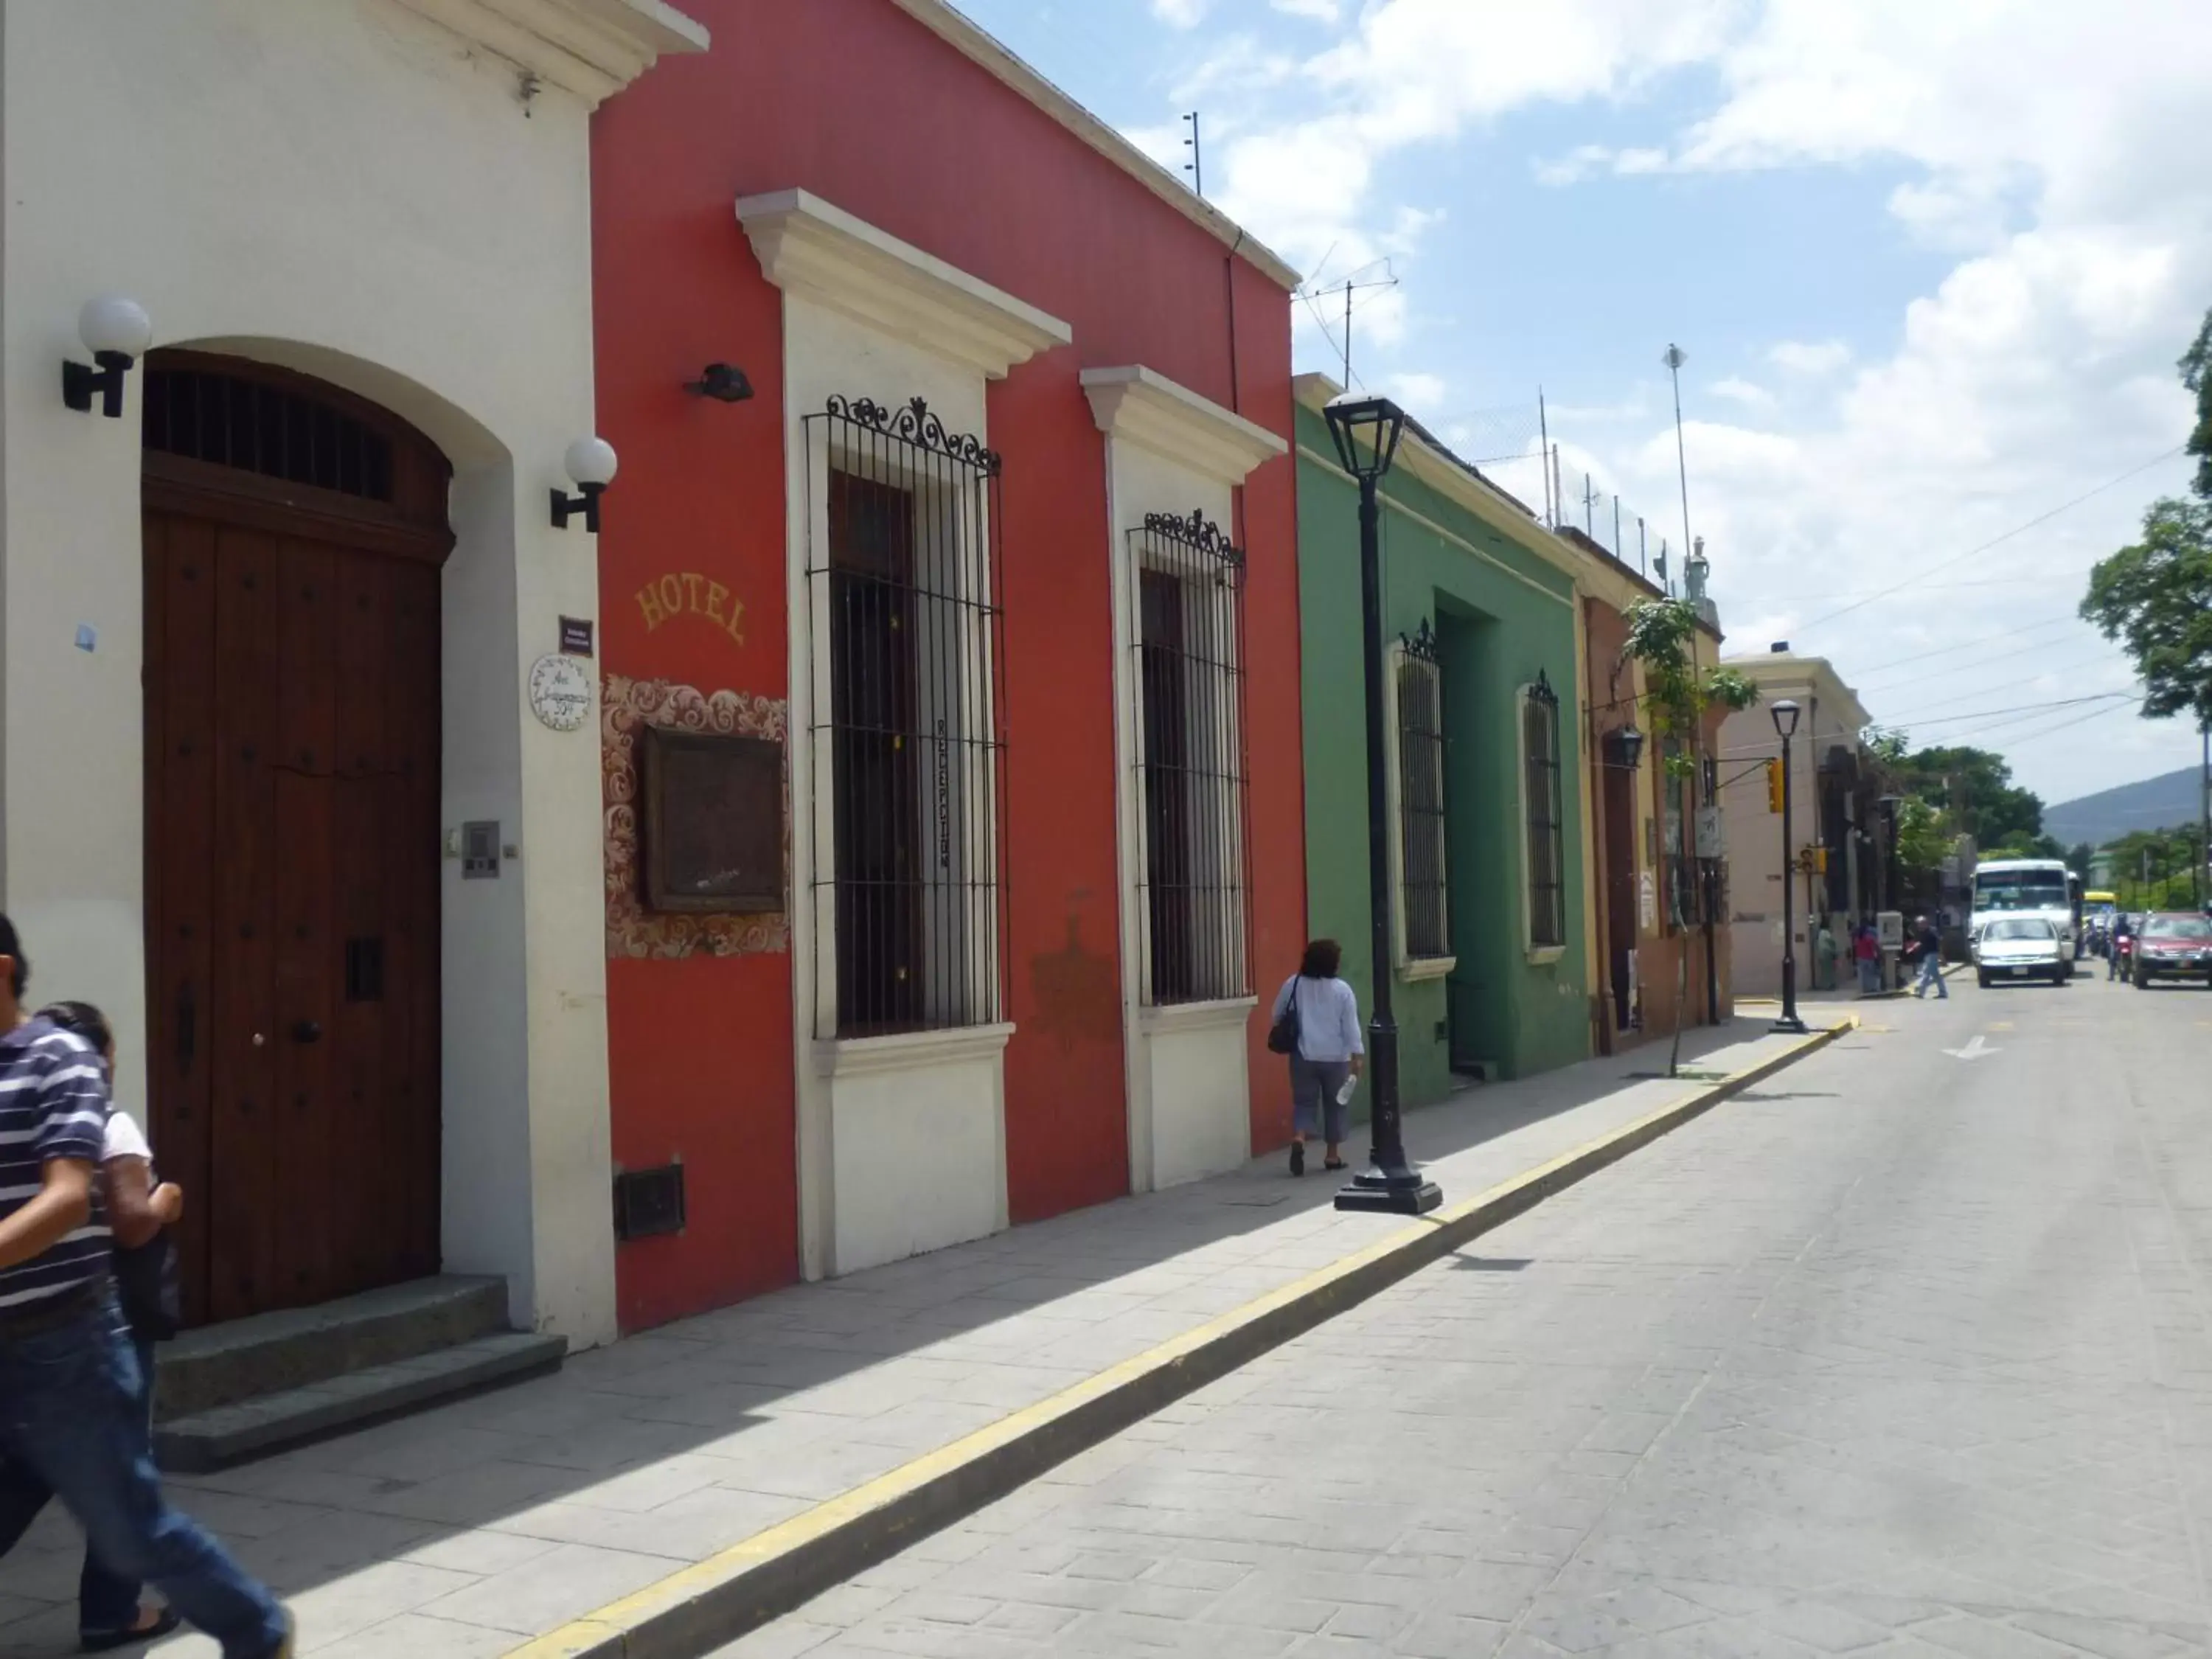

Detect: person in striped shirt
[0, 914, 292, 1658]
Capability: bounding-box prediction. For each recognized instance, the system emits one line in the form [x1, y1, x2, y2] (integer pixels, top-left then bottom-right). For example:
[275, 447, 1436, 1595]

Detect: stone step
[154, 1330, 568, 1473]
[155, 1276, 511, 1422]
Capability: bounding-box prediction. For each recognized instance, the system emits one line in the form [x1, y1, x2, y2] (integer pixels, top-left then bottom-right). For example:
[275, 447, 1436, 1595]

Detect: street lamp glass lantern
[1770, 698, 1801, 740]
[1323, 392, 1407, 483]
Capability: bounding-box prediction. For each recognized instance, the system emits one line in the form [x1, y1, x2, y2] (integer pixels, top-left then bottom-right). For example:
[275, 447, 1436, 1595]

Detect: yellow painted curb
[509, 1016, 1855, 1659]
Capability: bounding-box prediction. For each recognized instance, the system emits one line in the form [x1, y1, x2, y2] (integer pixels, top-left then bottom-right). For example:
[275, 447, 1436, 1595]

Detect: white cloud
[1150, 0, 1208, 27]
[1767, 339, 1851, 376]
[1709, 377, 1778, 411]
[1387, 371, 1448, 414]
[1153, 0, 2212, 794]
[1270, 0, 1340, 18]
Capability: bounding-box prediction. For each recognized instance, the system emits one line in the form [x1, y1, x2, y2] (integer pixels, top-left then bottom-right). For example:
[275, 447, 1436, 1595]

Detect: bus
[1971, 858, 2081, 965]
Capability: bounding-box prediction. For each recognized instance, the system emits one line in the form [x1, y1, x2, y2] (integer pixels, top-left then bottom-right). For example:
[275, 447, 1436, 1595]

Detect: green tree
[2183, 306, 2212, 501]
[1878, 742, 2048, 849]
[2080, 495, 2212, 728]
[2067, 841, 2096, 877]
[1623, 598, 1759, 1077]
[1893, 797, 1952, 874]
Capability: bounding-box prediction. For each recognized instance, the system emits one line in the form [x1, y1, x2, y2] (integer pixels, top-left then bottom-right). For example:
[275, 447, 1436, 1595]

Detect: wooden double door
[142, 354, 447, 1326]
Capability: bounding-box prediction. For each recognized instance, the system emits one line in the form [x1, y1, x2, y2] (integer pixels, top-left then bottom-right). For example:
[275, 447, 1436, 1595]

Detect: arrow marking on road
[1944, 1034, 2000, 1062]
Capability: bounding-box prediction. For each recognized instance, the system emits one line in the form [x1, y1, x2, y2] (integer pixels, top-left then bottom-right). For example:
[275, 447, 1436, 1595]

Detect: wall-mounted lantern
[684, 363, 754, 403]
[551, 437, 618, 533]
[63, 296, 152, 418]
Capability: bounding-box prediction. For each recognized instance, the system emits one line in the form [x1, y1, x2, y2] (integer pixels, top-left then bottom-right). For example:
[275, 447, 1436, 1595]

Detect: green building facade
[1289, 382, 1591, 1099]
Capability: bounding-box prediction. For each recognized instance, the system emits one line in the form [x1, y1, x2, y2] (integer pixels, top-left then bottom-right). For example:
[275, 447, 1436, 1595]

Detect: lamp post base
[1770, 1015, 1810, 1035]
[1333, 1165, 1444, 1216]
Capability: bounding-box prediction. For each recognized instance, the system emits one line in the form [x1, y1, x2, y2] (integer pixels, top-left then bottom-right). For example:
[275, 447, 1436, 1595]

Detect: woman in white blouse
[1268, 939, 1366, 1177]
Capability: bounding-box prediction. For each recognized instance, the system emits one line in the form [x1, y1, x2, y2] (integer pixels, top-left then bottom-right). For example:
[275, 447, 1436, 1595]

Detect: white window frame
[1384, 636, 1454, 981]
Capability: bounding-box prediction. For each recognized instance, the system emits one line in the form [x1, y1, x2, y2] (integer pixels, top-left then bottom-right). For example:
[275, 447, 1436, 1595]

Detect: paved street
[722, 968, 2212, 1658]
[0, 1016, 1825, 1657]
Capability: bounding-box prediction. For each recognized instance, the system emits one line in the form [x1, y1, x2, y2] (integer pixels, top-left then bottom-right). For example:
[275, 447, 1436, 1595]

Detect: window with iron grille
[1395, 622, 1449, 962]
[1133, 511, 1251, 1006]
[1521, 675, 1566, 950]
[803, 396, 1007, 1038]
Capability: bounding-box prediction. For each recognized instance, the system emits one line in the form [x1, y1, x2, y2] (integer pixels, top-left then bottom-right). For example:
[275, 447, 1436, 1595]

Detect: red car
[2132, 913, 2212, 987]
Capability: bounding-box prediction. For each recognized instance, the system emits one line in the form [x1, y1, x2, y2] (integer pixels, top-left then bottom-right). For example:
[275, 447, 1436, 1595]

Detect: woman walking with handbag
[1266, 940, 1365, 1178]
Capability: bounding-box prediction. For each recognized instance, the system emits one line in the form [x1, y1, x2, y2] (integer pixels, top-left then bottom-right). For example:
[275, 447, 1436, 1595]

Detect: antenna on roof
[1296, 263, 1399, 391]
[1183, 111, 1203, 198]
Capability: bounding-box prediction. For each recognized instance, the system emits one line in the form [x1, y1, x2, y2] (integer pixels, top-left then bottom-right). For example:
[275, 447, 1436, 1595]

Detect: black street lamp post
[1324, 392, 1442, 1217]
[1772, 699, 1809, 1034]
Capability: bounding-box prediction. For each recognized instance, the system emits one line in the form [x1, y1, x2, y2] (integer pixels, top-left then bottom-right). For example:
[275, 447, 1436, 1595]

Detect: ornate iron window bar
[143, 365, 395, 503]
[1133, 509, 1251, 1006]
[1523, 670, 1567, 950]
[1397, 619, 1449, 961]
[803, 396, 1009, 1038]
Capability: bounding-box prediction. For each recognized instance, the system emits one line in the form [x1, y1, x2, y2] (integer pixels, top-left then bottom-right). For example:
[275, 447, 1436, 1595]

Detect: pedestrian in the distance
[1910, 914, 1948, 1000]
[0, 1000, 187, 1649]
[2110, 911, 2135, 981]
[0, 915, 292, 1659]
[1854, 922, 1882, 996]
[1267, 939, 1365, 1178]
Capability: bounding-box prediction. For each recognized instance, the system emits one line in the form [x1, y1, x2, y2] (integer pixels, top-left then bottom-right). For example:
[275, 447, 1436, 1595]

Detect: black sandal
[1324, 1158, 1347, 1172]
[81, 1608, 181, 1653]
[1289, 1141, 1306, 1177]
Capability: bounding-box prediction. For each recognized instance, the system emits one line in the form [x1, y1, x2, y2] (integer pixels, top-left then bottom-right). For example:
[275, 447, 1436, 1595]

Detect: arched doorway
[142, 349, 450, 1326]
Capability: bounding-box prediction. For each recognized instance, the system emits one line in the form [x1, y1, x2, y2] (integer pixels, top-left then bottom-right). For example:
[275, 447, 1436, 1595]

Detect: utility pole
[1663, 343, 1694, 580]
[2201, 719, 2209, 911]
[1183, 111, 1203, 198]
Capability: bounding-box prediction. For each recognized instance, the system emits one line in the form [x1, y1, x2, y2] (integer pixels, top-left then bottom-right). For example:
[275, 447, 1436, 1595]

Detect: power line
[1796, 445, 2187, 635]
[1853, 616, 2087, 688]
[1878, 655, 2135, 722]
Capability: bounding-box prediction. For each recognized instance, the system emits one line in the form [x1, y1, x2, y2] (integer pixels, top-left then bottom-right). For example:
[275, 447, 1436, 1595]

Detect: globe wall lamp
[551, 437, 618, 533]
[63, 296, 153, 418]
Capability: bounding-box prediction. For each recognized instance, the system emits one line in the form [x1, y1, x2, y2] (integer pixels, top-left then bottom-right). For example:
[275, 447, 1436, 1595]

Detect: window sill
[1525, 945, 1567, 967]
[1138, 995, 1257, 1036]
[813, 1022, 1015, 1079]
[1396, 955, 1456, 983]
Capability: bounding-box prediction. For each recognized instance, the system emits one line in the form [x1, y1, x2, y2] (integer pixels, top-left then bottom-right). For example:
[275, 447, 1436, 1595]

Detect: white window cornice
[1082, 366, 1287, 487]
[739, 189, 1074, 381]
[390, 0, 706, 106]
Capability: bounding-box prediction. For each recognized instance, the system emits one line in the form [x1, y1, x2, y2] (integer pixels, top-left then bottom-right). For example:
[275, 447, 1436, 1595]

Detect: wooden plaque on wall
[640, 726, 784, 914]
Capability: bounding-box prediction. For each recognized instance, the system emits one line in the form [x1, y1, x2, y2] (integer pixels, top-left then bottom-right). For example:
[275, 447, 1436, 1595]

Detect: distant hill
[2045, 766, 2205, 849]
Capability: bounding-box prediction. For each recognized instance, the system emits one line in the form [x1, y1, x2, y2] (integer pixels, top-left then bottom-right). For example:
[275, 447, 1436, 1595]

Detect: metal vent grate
[613, 1165, 686, 1242]
[144, 367, 396, 503]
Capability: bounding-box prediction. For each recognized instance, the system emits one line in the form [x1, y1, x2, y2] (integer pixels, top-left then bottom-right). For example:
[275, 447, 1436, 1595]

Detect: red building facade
[590, 0, 1304, 1331]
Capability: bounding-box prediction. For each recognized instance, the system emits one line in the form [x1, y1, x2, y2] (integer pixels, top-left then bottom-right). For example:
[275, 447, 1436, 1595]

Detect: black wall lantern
[63, 296, 152, 418]
[551, 436, 618, 533]
[684, 363, 754, 403]
[1610, 723, 1646, 772]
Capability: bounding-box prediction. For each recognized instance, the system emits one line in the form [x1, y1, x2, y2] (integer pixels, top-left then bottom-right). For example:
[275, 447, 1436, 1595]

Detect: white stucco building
[1717, 650, 1875, 998]
[2, 0, 703, 1346]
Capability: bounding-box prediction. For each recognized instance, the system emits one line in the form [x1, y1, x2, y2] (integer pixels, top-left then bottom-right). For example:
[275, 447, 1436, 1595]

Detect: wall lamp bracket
[62, 296, 153, 419]
[684, 363, 754, 403]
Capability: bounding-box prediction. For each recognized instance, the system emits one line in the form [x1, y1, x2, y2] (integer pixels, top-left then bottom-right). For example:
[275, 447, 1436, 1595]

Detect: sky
[959, 0, 2211, 812]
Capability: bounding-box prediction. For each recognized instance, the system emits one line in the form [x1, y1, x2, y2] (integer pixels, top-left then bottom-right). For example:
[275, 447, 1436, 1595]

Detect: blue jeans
[1915, 954, 1947, 998]
[0, 1298, 285, 1658]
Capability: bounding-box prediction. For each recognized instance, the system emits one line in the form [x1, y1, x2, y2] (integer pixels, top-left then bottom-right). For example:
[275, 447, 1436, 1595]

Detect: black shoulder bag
[1266, 975, 1303, 1056]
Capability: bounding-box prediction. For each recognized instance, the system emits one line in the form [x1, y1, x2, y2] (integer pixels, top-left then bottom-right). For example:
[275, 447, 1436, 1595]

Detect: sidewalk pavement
[0, 1014, 1850, 1659]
